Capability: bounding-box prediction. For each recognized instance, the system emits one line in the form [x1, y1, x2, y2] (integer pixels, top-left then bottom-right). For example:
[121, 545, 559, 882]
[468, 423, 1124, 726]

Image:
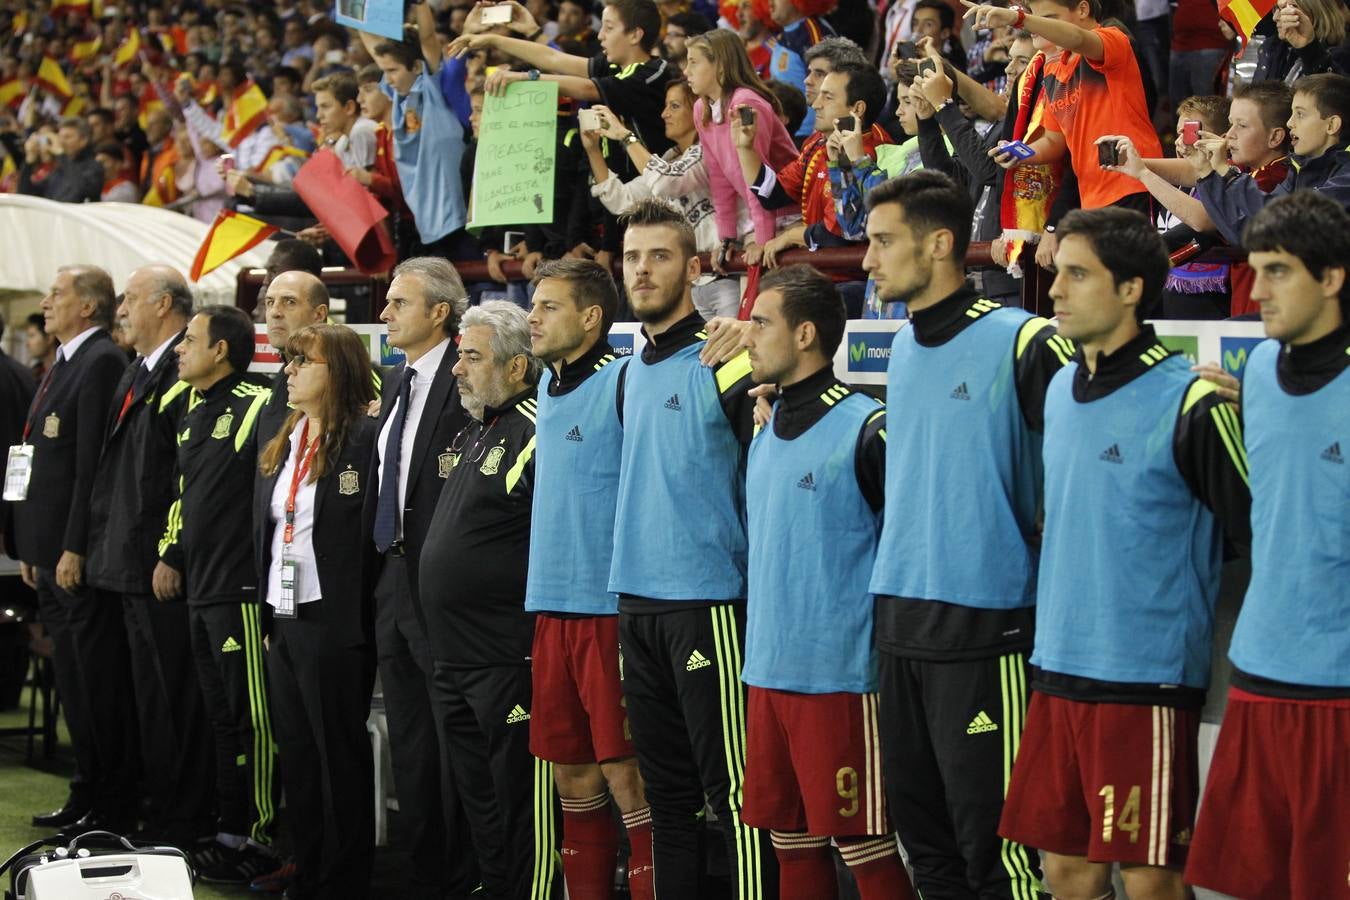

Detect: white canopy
[0, 194, 268, 305]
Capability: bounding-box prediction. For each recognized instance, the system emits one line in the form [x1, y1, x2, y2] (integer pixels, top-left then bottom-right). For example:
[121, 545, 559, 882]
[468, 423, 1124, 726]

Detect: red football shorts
[1185, 687, 1350, 900]
[742, 687, 890, 837]
[529, 614, 633, 765]
[999, 692, 1198, 867]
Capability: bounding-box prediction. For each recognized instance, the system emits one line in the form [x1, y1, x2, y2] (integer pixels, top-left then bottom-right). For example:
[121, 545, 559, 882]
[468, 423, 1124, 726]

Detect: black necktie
[374, 369, 414, 553]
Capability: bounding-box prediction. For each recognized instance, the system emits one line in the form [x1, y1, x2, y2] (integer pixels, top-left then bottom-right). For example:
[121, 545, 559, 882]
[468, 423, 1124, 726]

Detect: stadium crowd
[0, 0, 1347, 899]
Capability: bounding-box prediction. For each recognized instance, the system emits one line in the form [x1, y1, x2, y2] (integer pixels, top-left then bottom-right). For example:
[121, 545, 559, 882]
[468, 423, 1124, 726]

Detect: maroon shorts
[528, 614, 633, 765]
[999, 692, 1198, 867]
[1185, 688, 1350, 900]
[742, 687, 890, 837]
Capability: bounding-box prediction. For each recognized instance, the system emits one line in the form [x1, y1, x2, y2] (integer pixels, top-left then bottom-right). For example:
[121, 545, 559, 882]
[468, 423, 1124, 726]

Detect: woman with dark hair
[255, 324, 379, 900]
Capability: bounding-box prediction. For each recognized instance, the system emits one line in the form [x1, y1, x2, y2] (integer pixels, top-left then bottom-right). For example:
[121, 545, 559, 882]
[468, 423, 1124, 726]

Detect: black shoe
[59, 809, 137, 838]
[199, 842, 280, 885]
[32, 801, 92, 829]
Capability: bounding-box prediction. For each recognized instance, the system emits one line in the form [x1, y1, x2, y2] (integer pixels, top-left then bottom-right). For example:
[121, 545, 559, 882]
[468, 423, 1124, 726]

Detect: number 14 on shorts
[1098, 784, 1141, 843]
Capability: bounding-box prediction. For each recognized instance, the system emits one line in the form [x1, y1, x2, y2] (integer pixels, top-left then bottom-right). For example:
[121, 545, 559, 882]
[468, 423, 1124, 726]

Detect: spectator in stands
[557, 0, 603, 57]
[137, 106, 177, 200]
[911, 0, 968, 72]
[355, 64, 416, 255]
[663, 10, 712, 70]
[163, 123, 227, 224]
[95, 141, 140, 202]
[801, 37, 870, 132]
[18, 116, 103, 203]
[685, 28, 798, 273]
[1170, 0, 1232, 112]
[86, 108, 116, 148]
[767, 0, 836, 137]
[1252, 0, 1350, 83]
[281, 18, 315, 70]
[180, 60, 280, 173]
[766, 80, 809, 135]
[24, 313, 58, 381]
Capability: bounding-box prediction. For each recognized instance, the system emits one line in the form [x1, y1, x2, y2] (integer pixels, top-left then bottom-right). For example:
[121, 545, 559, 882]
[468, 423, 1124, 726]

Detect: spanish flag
[255, 144, 308, 174]
[137, 95, 164, 131]
[0, 77, 25, 109]
[220, 82, 268, 147]
[36, 57, 72, 98]
[61, 94, 87, 116]
[1219, 0, 1276, 40]
[190, 209, 278, 281]
[114, 28, 140, 67]
[69, 35, 101, 63]
[51, 0, 91, 15]
[142, 163, 179, 207]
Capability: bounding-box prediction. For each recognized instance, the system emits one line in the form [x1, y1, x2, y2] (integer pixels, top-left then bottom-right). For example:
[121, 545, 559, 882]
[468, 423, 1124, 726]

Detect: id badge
[4, 444, 33, 502]
[276, 556, 299, 619]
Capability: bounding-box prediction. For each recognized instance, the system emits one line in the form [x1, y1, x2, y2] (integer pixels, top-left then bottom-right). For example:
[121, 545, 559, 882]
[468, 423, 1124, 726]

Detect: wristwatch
[527, 68, 540, 81]
[622, 132, 641, 146]
[935, 98, 956, 114]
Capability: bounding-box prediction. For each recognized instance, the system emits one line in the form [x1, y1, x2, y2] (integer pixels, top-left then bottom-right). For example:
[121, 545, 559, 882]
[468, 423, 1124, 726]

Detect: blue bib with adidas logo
[743, 391, 882, 693]
[1229, 339, 1350, 688]
[869, 306, 1043, 609]
[526, 357, 628, 615]
[610, 341, 748, 601]
[1035, 354, 1221, 688]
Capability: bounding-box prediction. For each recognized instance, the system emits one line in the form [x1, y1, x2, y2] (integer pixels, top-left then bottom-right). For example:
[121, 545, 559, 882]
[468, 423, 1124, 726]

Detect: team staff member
[256, 325, 379, 900]
[862, 171, 1068, 900]
[421, 301, 561, 900]
[85, 265, 214, 848]
[1185, 193, 1350, 900]
[256, 268, 331, 450]
[611, 200, 777, 900]
[739, 265, 914, 900]
[525, 259, 653, 900]
[13, 267, 131, 832]
[997, 209, 1251, 900]
[368, 257, 478, 900]
[0, 314, 34, 563]
[156, 306, 278, 884]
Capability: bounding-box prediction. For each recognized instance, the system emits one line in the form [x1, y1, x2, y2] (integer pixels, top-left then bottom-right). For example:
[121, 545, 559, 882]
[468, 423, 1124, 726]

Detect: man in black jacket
[0, 313, 36, 561]
[256, 268, 329, 450]
[13, 267, 130, 829]
[18, 117, 104, 203]
[84, 265, 214, 848]
[367, 257, 477, 899]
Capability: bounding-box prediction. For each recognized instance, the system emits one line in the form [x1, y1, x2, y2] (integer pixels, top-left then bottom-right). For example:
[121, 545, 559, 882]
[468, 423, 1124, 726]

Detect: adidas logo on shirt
[220, 636, 242, 653]
[797, 472, 816, 491]
[950, 382, 970, 401]
[565, 425, 583, 442]
[665, 394, 682, 411]
[966, 711, 999, 734]
[1322, 441, 1343, 464]
[686, 650, 712, 671]
[506, 704, 531, 724]
[1100, 444, 1124, 464]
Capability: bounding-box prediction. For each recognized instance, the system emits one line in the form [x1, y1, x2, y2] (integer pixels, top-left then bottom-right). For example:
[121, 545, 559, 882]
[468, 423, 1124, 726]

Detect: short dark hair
[865, 170, 974, 261]
[667, 11, 712, 35]
[758, 264, 846, 358]
[313, 72, 359, 107]
[87, 107, 114, 127]
[271, 64, 303, 86]
[914, 0, 956, 31]
[533, 258, 620, 333]
[1232, 80, 1294, 137]
[94, 140, 126, 160]
[265, 239, 323, 280]
[605, 0, 662, 52]
[1292, 72, 1350, 138]
[220, 59, 248, 85]
[198, 304, 256, 373]
[26, 312, 46, 334]
[58, 116, 92, 142]
[831, 62, 888, 129]
[768, 80, 808, 135]
[357, 63, 384, 85]
[1244, 189, 1350, 316]
[1056, 207, 1170, 322]
[373, 38, 422, 71]
[60, 265, 116, 328]
[561, 0, 594, 13]
[621, 199, 697, 261]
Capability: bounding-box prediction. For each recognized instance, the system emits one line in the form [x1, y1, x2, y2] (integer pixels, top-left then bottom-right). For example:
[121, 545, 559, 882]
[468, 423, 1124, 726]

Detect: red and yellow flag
[51, 0, 92, 15]
[1, 152, 16, 185]
[1219, 0, 1277, 40]
[61, 94, 87, 117]
[36, 56, 72, 98]
[220, 82, 268, 147]
[137, 95, 164, 131]
[69, 35, 102, 63]
[114, 27, 140, 67]
[0, 77, 25, 109]
[190, 209, 278, 280]
[255, 144, 308, 174]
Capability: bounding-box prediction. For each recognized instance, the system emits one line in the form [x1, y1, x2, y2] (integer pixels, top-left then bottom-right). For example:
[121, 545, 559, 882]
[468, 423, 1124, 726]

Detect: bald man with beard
[84, 265, 216, 846]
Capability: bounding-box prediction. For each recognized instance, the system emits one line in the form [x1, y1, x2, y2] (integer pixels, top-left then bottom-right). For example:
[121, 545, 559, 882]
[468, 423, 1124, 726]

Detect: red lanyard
[283, 419, 320, 544]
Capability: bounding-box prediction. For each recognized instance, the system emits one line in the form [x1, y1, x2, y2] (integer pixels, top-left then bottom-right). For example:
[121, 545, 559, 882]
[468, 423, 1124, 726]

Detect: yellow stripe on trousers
[532, 756, 558, 900]
[241, 604, 275, 843]
[710, 605, 762, 900]
[998, 653, 1041, 900]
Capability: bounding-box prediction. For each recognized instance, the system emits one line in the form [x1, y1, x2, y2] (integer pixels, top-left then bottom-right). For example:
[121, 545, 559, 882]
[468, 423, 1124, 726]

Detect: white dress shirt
[376, 337, 452, 541]
[266, 417, 322, 607]
[143, 331, 179, 372]
[57, 326, 101, 362]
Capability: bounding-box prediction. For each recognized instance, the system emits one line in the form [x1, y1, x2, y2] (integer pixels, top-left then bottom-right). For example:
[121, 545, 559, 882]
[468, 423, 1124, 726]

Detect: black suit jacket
[12, 330, 130, 570]
[0, 351, 37, 560]
[255, 415, 379, 648]
[363, 341, 468, 623]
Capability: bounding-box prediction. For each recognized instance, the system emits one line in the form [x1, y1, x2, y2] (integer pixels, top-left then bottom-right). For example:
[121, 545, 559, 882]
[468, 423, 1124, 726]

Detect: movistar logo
[797, 472, 816, 491]
[221, 636, 242, 653]
[665, 394, 682, 411]
[1100, 444, 1124, 464]
[846, 334, 891, 372]
[1322, 441, 1343, 464]
[966, 710, 998, 734]
[950, 382, 970, 401]
[506, 704, 531, 724]
[565, 425, 583, 442]
[686, 650, 711, 671]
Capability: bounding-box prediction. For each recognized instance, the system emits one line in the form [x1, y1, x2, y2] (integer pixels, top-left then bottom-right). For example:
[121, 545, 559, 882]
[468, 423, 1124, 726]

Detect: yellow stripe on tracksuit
[997, 653, 1041, 900]
[241, 603, 276, 843]
[532, 756, 559, 899]
[710, 605, 763, 900]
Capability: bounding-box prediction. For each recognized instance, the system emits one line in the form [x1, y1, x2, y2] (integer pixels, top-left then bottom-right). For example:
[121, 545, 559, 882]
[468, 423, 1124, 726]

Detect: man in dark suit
[255, 268, 330, 452]
[84, 265, 215, 848]
[367, 257, 477, 899]
[0, 313, 37, 561]
[13, 266, 134, 829]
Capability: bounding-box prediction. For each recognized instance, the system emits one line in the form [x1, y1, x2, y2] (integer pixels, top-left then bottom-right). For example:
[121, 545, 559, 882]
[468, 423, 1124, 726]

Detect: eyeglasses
[287, 353, 328, 369]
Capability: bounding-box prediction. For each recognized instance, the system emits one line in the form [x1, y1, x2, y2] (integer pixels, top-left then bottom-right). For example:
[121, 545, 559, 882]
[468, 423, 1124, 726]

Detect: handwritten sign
[334, 0, 404, 42]
[469, 81, 558, 228]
